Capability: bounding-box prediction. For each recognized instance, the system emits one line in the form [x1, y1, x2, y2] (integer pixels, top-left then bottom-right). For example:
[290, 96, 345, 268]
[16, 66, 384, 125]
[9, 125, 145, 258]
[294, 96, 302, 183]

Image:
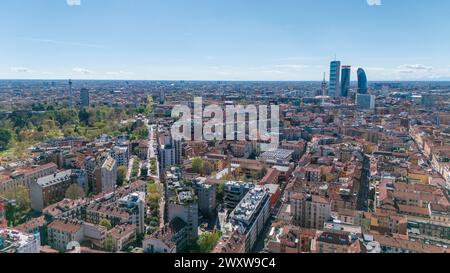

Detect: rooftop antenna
[68, 79, 73, 108]
[68, 78, 75, 152]
[321, 72, 327, 105]
[321, 72, 327, 94]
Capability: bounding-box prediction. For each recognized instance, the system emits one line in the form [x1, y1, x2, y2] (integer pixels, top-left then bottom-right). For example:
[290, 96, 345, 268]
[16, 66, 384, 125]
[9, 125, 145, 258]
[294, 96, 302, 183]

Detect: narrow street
[125, 157, 135, 182]
[145, 118, 165, 227]
[145, 120, 160, 181]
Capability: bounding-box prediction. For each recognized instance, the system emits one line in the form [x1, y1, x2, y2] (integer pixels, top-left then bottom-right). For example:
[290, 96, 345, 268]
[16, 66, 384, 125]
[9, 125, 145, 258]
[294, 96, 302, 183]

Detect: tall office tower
[357, 68, 368, 94]
[159, 89, 165, 104]
[340, 66, 351, 97]
[68, 79, 73, 107]
[328, 60, 341, 97]
[80, 88, 90, 107]
[356, 94, 375, 110]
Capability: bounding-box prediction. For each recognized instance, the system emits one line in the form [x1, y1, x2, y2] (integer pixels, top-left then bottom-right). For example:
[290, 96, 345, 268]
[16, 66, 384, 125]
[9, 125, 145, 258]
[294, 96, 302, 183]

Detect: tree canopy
[0, 128, 12, 151]
[0, 105, 146, 160]
[65, 184, 85, 200]
[99, 219, 112, 230]
[117, 166, 128, 186]
[3, 185, 30, 212]
[104, 235, 115, 252]
[196, 231, 222, 253]
[191, 157, 204, 174]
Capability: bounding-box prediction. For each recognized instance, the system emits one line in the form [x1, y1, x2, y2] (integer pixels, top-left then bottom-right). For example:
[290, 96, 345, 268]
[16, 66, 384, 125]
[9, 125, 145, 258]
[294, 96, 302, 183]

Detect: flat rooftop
[231, 186, 268, 224]
[260, 149, 294, 160]
[36, 170, 72, 188]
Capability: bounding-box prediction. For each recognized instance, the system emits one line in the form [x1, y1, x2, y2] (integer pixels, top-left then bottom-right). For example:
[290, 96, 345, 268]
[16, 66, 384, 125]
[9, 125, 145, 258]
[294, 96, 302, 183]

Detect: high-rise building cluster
[325, 60, 375, 110]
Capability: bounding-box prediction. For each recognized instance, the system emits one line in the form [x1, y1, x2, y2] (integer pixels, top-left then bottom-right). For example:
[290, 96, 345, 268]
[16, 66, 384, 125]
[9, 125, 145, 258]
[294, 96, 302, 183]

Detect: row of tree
[191, 157, 215, 175]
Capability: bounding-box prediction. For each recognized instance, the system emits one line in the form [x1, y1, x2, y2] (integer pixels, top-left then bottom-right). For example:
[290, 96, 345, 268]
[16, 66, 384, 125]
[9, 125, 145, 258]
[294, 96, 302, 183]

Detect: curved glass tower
[357, 68, 368, 94]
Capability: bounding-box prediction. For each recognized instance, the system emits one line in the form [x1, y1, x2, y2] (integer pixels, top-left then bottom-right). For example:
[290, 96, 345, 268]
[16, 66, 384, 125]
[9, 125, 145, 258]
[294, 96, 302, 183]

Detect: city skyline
[1, 0, 450, 260]
[1, 0, 450, 81]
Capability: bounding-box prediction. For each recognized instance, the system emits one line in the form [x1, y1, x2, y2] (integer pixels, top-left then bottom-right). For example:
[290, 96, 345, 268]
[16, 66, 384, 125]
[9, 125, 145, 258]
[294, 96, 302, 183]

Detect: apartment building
[143, 217, 188, 253]
[47, 218, 108, 252]
[290, 193, 331, 230]
[108, 224, 136, 252]
[224, 181, 254, 210]
[84, 154, 117, 194]
[230, 186, 270, 252]
[0, 163, 57, 193]
[30, 170, 77, 212]
[192, 178, 217, 218]
[47, 219, 84, 252]
[168, 190, 199, 242]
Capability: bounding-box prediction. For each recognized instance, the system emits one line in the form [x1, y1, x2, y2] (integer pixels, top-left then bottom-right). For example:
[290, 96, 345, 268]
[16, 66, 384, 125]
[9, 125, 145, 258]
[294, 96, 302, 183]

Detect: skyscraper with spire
[321, 72, 327, 106]
[321, 72, 327, 96]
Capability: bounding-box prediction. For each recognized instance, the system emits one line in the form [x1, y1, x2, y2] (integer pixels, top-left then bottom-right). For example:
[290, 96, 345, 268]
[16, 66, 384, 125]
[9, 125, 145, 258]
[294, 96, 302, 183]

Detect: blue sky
[1, 0, 449, 81]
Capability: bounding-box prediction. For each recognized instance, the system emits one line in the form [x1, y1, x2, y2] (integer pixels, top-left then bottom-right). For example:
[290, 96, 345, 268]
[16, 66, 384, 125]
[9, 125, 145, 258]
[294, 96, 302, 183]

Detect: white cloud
[66, 0, 81, 6]
[277, 57, 308, 62]
[205, 56, 220, 61]
[204, 63, 310, 80]
[73, 67, 94, 75]
[106, 71, 134, 76]
[10, 67, 32, 73]
[20, 38, 104, 49]
[360, 64, 450, 81]
[273, 64, 309, 70]
[367, 0, 382, 6]
[398, 64, 433, 73]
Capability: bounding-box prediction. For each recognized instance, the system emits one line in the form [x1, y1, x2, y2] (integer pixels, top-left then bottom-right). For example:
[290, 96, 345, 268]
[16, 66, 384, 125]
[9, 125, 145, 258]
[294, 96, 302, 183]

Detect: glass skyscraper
[80, 88, 90, 107]
[328, 60, 341, 97]
[340, 66, 351, 97]
[357, 68, 368, 94]
[356, 94, 375, 110]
